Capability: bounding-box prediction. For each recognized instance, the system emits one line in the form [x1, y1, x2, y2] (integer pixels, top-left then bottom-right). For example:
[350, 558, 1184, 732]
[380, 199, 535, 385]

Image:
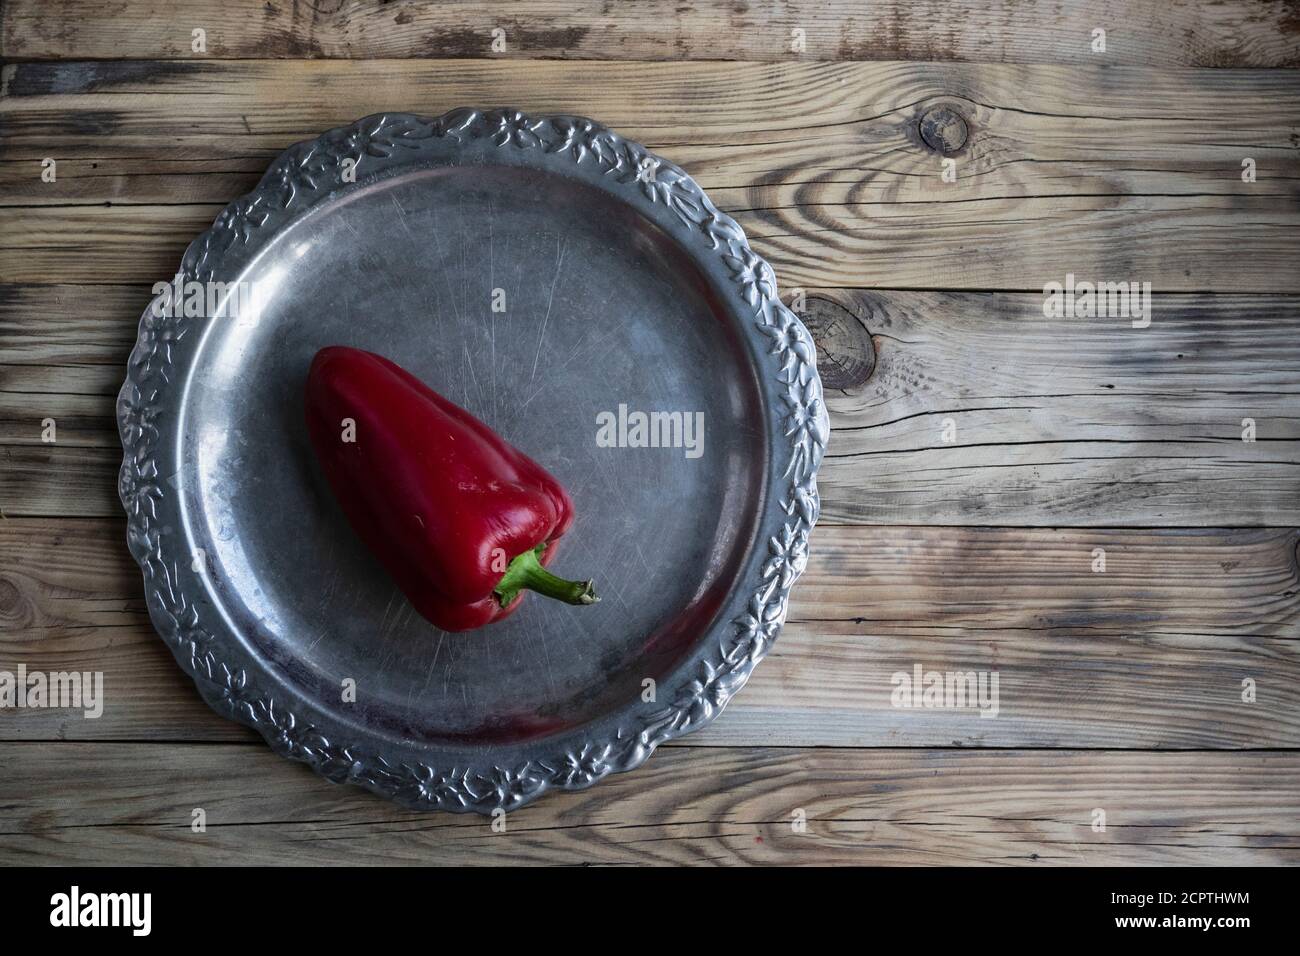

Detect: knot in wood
[918, 104, 969, 154]
[799, 297, 876, 390]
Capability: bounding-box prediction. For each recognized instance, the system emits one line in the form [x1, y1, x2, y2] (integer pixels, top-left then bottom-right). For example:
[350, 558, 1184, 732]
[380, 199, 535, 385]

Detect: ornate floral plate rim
[117, 107, 829, 813]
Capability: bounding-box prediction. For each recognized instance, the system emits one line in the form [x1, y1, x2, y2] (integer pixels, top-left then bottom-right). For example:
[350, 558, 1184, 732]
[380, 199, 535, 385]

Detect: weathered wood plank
[11, 133, 1299, 206]
[4, 289, 1297, 524]
[6, 622, 1297, 749]
[2, 60, 1298, 291]
[4, 518, 1296, 747]
[2, 743, 1296, 865]
[10, 520, 1298, 637]
[0, 284, 143, 366]
[811, 290, 1300, 525]
[8, 197, 1298, 293]
[0, 446, 121, 515]
[4, 0, 1299, 67]
[5, 59, 1295, 157]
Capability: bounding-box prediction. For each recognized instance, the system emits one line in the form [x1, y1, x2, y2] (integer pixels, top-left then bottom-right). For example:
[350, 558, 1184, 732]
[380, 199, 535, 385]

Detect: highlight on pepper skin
[304, 345, 598, 632]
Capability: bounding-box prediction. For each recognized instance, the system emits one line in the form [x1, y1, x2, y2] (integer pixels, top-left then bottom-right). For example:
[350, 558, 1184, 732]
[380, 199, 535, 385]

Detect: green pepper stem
[493, 544, 598, 609]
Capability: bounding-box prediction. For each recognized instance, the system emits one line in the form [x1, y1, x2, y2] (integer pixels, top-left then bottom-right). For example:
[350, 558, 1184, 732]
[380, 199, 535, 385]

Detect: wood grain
[4, 287, 1296, 525]
[3, 59, 1298, 291]
[813, 290, 1300, 525]
[2, 743, 1296, 865]
[4, 518, 1296, 748]
[4, 1, 1299, 67]
[2, 1, 1298, 867]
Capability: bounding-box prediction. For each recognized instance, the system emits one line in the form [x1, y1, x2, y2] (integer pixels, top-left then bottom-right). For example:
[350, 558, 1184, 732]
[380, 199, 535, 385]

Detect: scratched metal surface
[118, 110, 828, 811]
[195, 166, 761, 734]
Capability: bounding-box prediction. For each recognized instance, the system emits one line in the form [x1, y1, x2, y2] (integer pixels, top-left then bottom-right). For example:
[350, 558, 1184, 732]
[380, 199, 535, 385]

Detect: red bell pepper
[305, 346, 597, 632]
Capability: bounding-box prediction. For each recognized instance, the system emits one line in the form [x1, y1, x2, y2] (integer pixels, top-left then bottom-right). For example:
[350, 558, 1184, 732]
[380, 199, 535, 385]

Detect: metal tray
[117, 108, 828, 812]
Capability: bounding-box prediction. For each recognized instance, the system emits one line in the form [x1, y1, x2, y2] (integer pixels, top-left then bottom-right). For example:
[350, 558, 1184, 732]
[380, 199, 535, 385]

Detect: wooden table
[2, 0, 1298, 865]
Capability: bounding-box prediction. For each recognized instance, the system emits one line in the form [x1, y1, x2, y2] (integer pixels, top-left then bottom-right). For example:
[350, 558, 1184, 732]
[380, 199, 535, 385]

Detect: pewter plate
[118, 109, 828, 813]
